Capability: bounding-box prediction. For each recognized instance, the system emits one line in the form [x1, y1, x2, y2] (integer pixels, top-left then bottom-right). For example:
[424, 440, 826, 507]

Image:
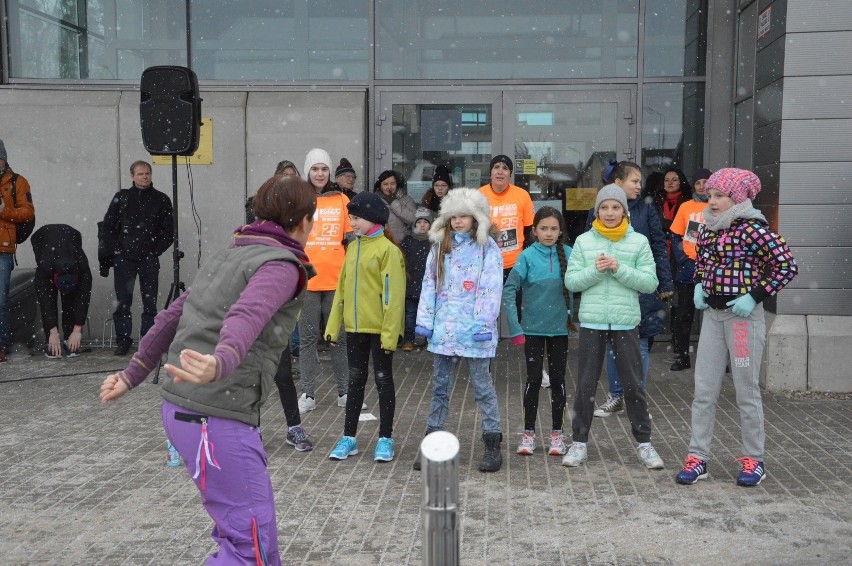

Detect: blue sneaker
[329, 436, 358, 460]
[675, 455, 708, 485]
[165, 441, 182, 468]
[374, 437, 395, 462]
[736, 457, 766, 486]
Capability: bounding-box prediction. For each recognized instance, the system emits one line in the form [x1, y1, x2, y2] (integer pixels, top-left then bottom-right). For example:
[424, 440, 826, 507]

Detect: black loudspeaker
[140, 66, 202, 155]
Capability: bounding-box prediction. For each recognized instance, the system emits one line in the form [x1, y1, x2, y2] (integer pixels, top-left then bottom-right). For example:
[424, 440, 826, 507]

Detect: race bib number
[498, 228, 519, 251]
[684, 219, 703, 243]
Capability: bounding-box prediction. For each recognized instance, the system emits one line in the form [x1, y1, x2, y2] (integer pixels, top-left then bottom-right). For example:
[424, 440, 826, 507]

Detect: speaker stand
[152, 155, 185, 384]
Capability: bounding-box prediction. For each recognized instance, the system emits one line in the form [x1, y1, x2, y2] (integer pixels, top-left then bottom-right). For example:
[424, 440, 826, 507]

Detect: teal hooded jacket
[503, 241, 574, 337]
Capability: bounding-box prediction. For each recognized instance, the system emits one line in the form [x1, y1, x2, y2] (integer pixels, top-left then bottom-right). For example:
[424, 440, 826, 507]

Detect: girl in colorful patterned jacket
[563, 184, 665, 471]
[502, 206, 574, 457]
[414, 188, 505, 472]
[99, 176, 317, 566]
[325, 191, 406, 463]
[676, 168, 798, 487]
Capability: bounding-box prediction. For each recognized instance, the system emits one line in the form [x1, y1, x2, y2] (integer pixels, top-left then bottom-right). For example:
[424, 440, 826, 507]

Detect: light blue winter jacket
[564, 226, 658, 329]
[503, 242, 574, 337]
[416, 232, 503, 358]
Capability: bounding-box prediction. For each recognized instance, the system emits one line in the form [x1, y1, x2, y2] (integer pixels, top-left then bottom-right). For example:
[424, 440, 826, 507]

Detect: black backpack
[9, 174, 35, 244]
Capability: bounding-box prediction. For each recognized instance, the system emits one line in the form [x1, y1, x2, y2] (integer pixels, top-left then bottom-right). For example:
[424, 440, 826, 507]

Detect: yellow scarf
[592, 217, 628, 241]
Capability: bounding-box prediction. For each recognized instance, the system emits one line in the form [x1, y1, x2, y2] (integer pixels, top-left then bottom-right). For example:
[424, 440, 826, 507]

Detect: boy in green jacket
[562, 185, 665, 470]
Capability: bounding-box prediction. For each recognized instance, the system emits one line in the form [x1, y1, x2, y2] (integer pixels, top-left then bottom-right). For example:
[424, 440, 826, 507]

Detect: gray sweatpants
[299, 290, 349, 398]
[688, 304, 767, 461]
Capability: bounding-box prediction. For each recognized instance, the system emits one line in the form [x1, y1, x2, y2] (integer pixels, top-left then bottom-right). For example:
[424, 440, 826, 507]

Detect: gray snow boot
[479, 432, 503, 472]
[412, 427, 441, 471]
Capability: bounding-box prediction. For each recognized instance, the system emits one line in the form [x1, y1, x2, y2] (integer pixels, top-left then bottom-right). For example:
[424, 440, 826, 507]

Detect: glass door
[376, 90, 502, 203]
[375, 88, 634, 244]
[503, 88, 635, 244]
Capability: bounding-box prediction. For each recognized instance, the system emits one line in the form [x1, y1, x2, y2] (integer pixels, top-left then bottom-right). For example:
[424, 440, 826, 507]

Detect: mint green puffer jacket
[564, 227, 658, 327]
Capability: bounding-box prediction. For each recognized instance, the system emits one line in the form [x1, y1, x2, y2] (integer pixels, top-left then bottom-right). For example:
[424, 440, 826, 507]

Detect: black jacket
[401, 234, 432, 299]
[102, 186, 174, 262]
[31, 224, 93, 333]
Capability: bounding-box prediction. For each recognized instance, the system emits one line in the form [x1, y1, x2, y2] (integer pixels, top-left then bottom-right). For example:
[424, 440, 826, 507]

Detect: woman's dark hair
[532, 206, 572, 330]
[252, 176, 316, 231]
[611, 161, 642, 183]
[373, 170, 406, 192]
[642, 167, 693, 204]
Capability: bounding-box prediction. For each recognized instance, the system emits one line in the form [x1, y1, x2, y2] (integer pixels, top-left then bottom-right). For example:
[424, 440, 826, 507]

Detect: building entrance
[376, 87, 635, 244]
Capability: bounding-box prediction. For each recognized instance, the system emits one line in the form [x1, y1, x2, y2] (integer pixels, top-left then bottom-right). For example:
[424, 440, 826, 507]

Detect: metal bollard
[421, 431, 460, 566]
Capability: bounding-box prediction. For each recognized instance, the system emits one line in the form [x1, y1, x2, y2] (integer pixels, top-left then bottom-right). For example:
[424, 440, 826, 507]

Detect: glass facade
[2, 1, 708, 179]
[191, 1, 369, 81]
[641, 82, 705, 176]
[9, 0, 187, 80]
[375, 0, 639, 80]
[643, 0, 707, 77]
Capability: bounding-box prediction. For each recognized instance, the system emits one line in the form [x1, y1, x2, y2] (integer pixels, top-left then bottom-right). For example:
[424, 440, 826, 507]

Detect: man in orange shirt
[669, 168, 712, 371]
[479, 155, 534, 279]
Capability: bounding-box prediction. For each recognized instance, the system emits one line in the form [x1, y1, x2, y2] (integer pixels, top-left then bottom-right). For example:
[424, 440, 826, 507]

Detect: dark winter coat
[31, 224, 93, 333]
[101, 185, 174, 262]
[401, 234, 431, 299]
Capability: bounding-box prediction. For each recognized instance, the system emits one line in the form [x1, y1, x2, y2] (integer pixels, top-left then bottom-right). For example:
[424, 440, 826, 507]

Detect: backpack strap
[10, 174, 18, 207]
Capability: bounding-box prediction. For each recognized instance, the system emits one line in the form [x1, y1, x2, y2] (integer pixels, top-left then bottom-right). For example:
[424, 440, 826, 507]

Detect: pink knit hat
[706, 168, 761, 204]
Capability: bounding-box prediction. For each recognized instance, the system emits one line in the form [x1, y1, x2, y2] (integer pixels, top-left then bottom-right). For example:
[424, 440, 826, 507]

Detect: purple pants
[162, 400, 280, 565]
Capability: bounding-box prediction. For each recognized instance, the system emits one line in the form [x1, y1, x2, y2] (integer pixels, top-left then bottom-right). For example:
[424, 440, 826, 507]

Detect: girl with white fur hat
[413, 188, 505, 472]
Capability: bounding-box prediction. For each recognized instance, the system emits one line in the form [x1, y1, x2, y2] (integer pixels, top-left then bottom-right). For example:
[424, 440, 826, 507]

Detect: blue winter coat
[503, 242, 574, 337]
[416, 232, 503, 358]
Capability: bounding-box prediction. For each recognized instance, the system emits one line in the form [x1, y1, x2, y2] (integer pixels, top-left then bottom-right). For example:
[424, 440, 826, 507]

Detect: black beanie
[432, 164, 453, 188]
[347, 191, 389, 225]
[489, 154, 513, 172]
[335, 158, 356, 178]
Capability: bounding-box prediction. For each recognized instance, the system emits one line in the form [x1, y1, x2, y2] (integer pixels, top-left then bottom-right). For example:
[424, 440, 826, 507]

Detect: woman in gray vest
[99, 176, 317, 566]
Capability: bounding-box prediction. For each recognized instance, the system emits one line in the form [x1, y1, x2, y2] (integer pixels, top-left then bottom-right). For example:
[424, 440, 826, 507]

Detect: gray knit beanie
[0, 139, 7, 162]
[594, 184, 629, 218]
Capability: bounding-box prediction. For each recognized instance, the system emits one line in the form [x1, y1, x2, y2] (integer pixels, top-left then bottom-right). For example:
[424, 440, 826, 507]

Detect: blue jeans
[113, 256, 160, 347]
[0, 253, 12, 348]
[427, 354, 501, 433]
[403, 297, 418, 343]
[605, 336, 650, 398]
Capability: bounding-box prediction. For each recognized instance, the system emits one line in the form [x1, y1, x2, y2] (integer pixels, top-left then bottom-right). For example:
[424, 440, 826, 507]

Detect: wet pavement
[0, 340, 850, 565]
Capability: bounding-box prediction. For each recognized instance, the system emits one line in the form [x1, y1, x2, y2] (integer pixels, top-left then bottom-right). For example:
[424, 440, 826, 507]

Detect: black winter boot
[412, 427, 441, 471]
[670, 354, 691, 371]
[479, 432, 503, 472]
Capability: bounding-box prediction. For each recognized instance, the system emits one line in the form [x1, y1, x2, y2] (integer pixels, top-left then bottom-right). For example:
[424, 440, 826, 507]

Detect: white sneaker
[517, 430, 536, 455]
[298, 393, 316, 414]
[541, 369, 551, 389]
[637, 443, 665, 469]
[337, 394, 368, 411]
[561, 442, 587, 467]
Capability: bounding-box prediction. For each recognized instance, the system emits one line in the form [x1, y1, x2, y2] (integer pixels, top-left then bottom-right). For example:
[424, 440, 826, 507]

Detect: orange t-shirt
[305, 192, 352, 291]
[479, 183, 535, 269]
[669, 199, 707, 260]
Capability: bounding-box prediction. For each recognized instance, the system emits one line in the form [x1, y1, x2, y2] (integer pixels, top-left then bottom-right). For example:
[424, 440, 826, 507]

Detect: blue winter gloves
[415, 326, 433, 339]
[473, 333, 492, 342]
[694, 283, 709, 310]
[727, 294, 757, 317]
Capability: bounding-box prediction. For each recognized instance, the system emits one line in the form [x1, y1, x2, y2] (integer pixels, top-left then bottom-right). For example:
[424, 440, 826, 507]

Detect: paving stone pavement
[0, 340, 850, 565]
